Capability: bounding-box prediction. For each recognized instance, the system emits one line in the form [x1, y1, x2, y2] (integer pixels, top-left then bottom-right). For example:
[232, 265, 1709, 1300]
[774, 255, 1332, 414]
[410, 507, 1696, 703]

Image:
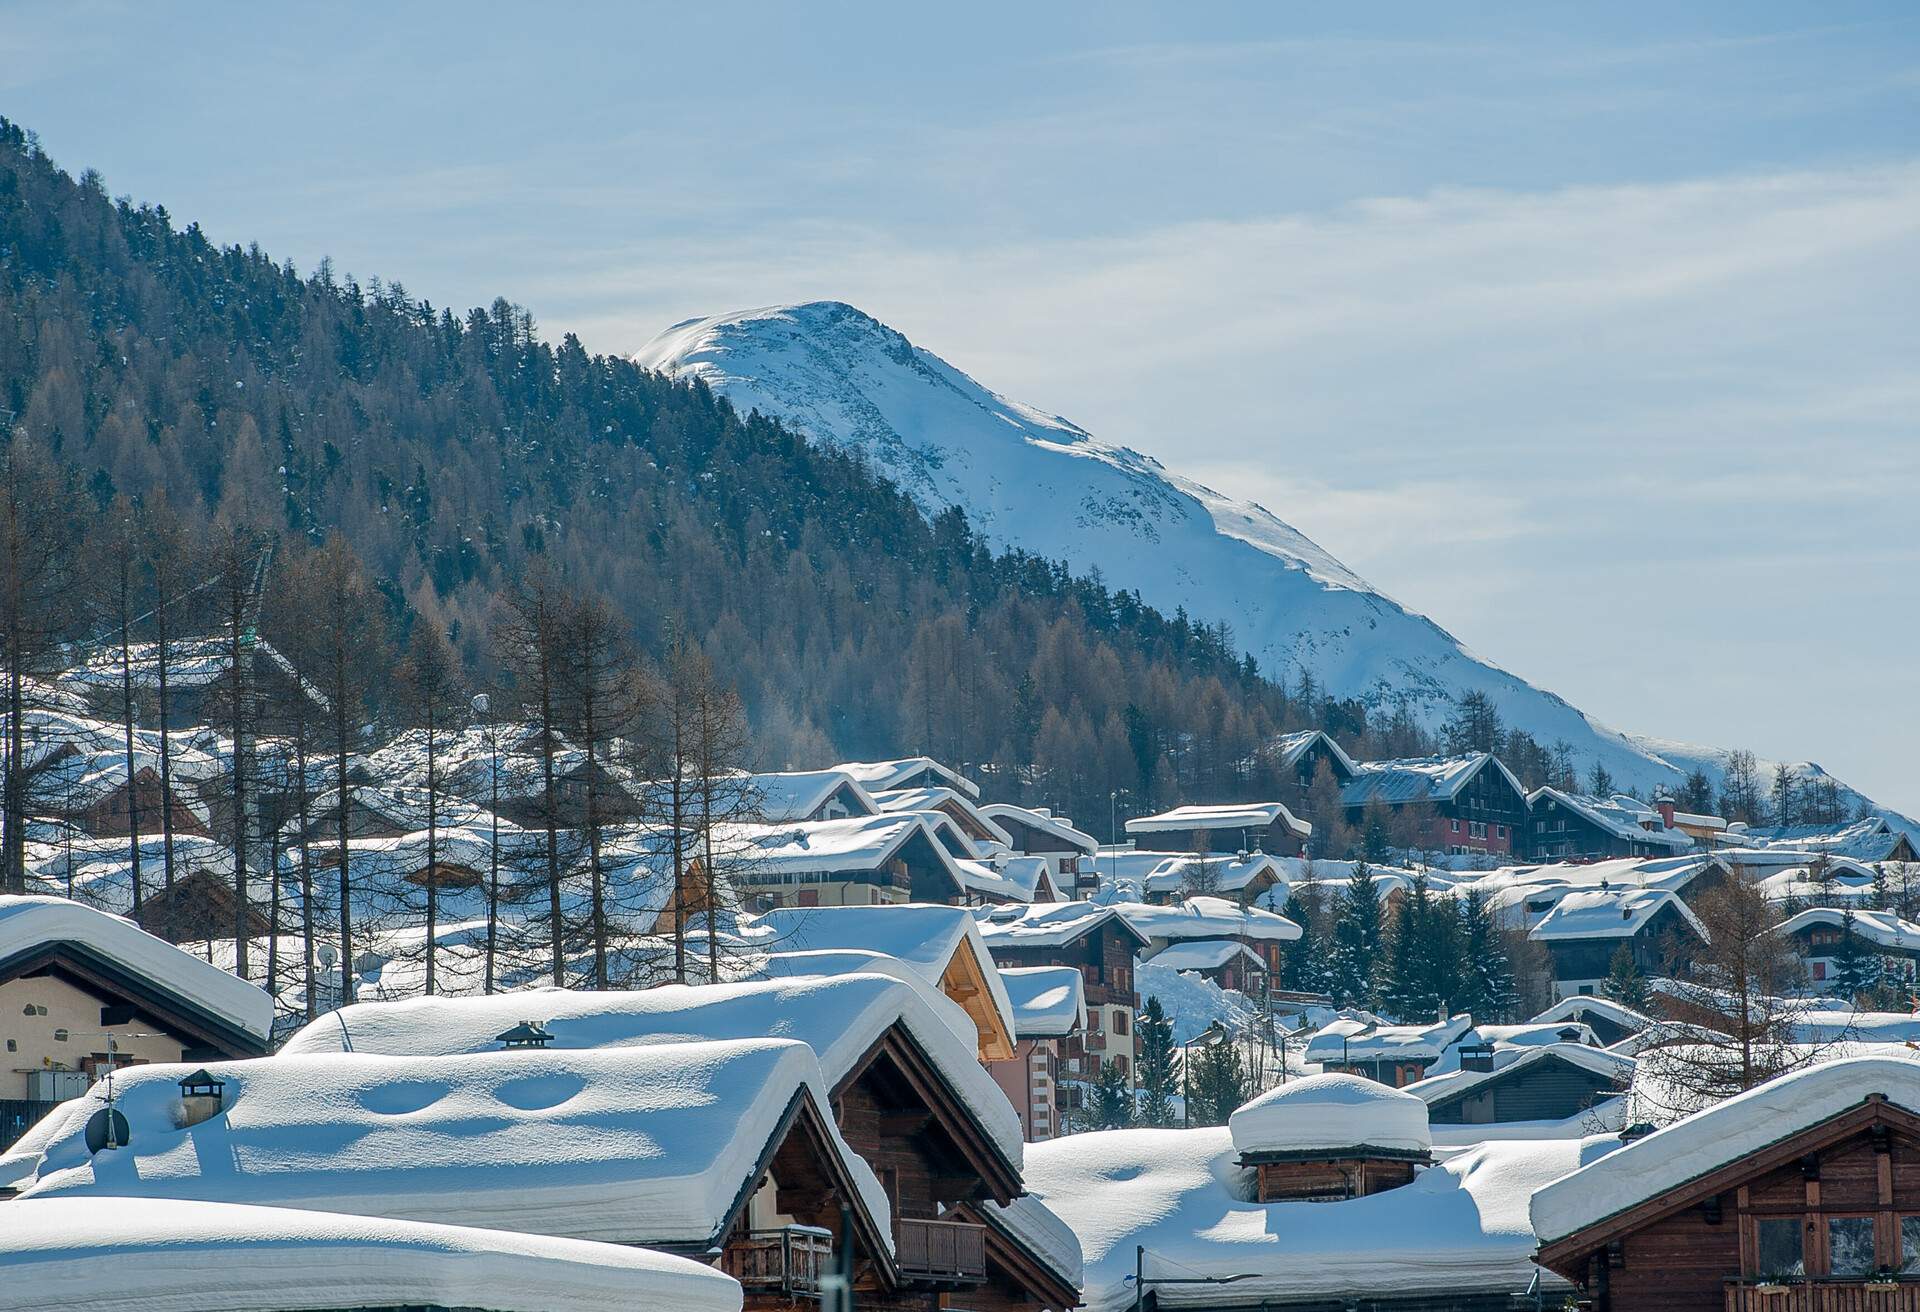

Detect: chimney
[1459, 1044, 1496, 1073]
[176, 1069, 227, 1129]
[1654, 793, 1676, 829]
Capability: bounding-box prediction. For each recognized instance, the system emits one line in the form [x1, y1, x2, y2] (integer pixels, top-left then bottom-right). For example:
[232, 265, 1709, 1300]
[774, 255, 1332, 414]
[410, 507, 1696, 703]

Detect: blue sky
[5, 2, 1917, 812]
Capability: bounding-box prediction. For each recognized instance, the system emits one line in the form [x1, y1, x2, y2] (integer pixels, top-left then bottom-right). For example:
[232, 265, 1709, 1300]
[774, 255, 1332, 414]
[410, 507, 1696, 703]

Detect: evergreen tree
[1136, 998, 1178, 1128]
[1456, 890, 1517, 1021]
[1091, 1059, 1134, 1130]
[1329, 864, 1385, 1008]
[1278, 889, 1326, 994]
[1830, 911, 1876, 1001]
[1601, 943, 1652, 1011]
[1187, 1040, 1249, 1126]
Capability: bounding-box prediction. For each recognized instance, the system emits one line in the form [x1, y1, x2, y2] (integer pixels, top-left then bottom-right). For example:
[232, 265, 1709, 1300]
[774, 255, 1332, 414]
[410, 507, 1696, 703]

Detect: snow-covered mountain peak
[632, 302, 1906, 827]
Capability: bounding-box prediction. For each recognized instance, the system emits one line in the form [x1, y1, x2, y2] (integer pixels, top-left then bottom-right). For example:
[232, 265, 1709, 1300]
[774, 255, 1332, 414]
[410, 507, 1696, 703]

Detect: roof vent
[176, 1069, 227, 1129]
[496, 1020, 554, 1049]
[1620, 1122, 1656, 1143]
[1459, 1044, 1496, 1073]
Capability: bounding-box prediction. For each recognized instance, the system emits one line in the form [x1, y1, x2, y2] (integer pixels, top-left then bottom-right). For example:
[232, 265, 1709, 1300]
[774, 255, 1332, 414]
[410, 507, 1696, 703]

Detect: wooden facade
[985, 916, 1145, 1088]
[1543, 901, 1702, 997]
[1539, 1099, 1920, 1310]
[53, 767, 209, 840]
[1244, 1151, 1426, 1202]
[1425, 1052, 1626, 1126]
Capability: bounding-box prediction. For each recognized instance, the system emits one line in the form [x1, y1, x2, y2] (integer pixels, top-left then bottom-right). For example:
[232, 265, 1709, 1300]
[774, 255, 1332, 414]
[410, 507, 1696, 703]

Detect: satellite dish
[85, 1107, 131, 1154]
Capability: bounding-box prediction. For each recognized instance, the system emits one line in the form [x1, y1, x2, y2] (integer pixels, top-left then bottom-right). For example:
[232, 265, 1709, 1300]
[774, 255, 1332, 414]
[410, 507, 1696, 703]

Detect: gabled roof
[1125, 801, 1310, 840]
[277, 972, 1023, 1171]
[718, 813, 965, 894]
[1304, 1014, 1474, 1065]
[1148, 939, 1267, 974]
[0, 1196, 743, 1312]
[1732, 816, 1913, 862]
[0, 896, 272, 1048]
[9, 1039, 893, 1260]
[978, 803, 1099, 856]
[1408, 1042, 1636, 1110]
[743, 903, 1016, 1059]
[1529, 995, 1654, 1036]
[872, 786, 1011, 846]
[1340, 752, 1526, 808]
[1527, 887, 1708, 944]
[835, 757, 980, 799]
[1115, 896, 1302, 946]
[743, 768, 880, 822]
[953, 854, 1059, 903]
[1527, 787, 1693, 852]
[1140, 851, 1286, 897]
[1777, 906, 1920, 952]
[972, 900, 1149, 952]
[998, 965, 1086, 1040]
[1532, 1056, 1920, 1249]
[1271, 729, 1359, 778]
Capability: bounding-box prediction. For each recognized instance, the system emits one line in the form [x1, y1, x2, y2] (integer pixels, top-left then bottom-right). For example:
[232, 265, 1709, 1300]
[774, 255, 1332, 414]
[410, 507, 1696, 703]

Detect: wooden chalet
[749, 769, 882, 823]
[1124, 801, 1309, 858]
[1341, 752, 1530, 858]
[45, 763, 210, 840]
[1529, 887, 1708, 999]
[0, 895, 271, 1149]
[1531, 995, 1656, 1048]
[1533, 1058, 1920, 1311]
[1414, 1042, 1633, 1128]
[975, 902, 1148, 1093]
[978, 804, 1099, 893]
[726, 814, 970, 910]
[1528, 787, 1696, 862]
[1229, 1074, 1435, 1203]
[135, 868, 272, 945]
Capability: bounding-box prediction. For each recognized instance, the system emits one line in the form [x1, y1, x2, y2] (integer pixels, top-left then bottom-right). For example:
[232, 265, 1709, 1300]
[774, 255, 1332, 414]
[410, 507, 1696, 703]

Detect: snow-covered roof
[1529, 995, 1654, 1035]
[1026, 1125, 1593, 1310]
[743, 902, 1015, 1044]
[10, 1041, 890, 1255]
[1420, 1023, 1601, 1077]
[978, 803, 1099, 856]
[1115, 895, 1301, 946]
[719, 812, 956, 879]
[1752, 858, 1881, 905]
[953, 854, 1052, 902]
[972, 900, 1145, 951]
[1528, 887, 1707, 943]
[1730, 817, 1913, 863]
[1134, 959, 1261, 1046]
[1533, 1056, 1920, 1245]
[1409, 1043, 1635, 1110]
[834, 757, 980, 799]
[1527, 787, 1693, 852]
[744, 768, 879, 822]
[1148, 939, 1266, 973]
[1125, 801, 1309, 840]
[0, 895, 272, 1043]
[1777, 906, 1920, 952]
[872, 786, 1011, 845]
[0, 1196, 743, 1312]
[997, 965, 1085, 1039]
[1303, 1014, 1474, 1065]
[277, 973, 1022, 1166]
[1230, 1073, 1433, 1157]
[979, 1193, 1085, 1293]
[1340, 753, 1525, 808]
[1271, 729, 1358, 778]
[1139, 851, 1286, 897]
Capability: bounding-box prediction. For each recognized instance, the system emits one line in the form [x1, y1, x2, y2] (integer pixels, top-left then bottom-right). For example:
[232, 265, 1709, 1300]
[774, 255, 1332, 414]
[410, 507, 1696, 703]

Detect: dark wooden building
[1527, 787, 1694, 862]
[1340, 753, 1531, 858]
[1419, 1045, 1632, 1127]
[976, 903, 1147, 1094]
[1528, 888, 1708, 999]
[1535, 1060, 1920, 1310]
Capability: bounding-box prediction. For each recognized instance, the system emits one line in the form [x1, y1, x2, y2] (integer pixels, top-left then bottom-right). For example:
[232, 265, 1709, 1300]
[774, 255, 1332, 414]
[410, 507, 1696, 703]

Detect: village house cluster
[4, 661, 1920, 1311]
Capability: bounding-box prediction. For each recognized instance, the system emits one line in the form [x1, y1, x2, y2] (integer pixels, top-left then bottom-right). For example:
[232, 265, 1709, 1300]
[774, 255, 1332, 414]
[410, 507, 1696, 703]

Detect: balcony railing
[724, 1225, 833, 1295]
[1727, 1279, 1920, 1312]
[1084, 1030, 1107, 1051]
[895, 1217, 987, 1284]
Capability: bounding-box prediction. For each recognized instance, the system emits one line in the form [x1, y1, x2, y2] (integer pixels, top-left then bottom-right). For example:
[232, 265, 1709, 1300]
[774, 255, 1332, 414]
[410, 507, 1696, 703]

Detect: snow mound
[0, 1195, 741, 1312]
[1230, 1073, 1432, 1157]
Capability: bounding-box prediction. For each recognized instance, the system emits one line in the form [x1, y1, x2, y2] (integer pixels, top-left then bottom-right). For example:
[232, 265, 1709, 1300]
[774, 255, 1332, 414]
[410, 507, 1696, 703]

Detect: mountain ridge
[635, 300, 1909, 832]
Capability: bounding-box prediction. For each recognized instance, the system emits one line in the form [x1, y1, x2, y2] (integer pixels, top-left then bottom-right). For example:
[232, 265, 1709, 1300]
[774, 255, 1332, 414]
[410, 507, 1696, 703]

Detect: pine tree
[1136, 998, 1178, 1128]
[1456, 890, 1517, 1021]
[1278, 889, 1326, 993]
[1091, 1059, 1134, 1130]
[1601, 943, 1652, 1011]
[1830, 911, 1875, 1001]
[1329, 863, 1385, 1007]
[1187, 1040, 1249, 1126]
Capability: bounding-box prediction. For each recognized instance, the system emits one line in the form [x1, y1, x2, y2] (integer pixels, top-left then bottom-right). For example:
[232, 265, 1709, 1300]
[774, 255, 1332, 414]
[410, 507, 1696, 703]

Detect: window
[1813, 962, 1827, 981]
[1113, 1012, 1130, 1036]
[1900, 1216, 1920, 1273]
[1449, 819, 1460, 834]
[1827, 1216, 1876, 1277]
[1535, 820, 1546, 834]
[1755, 1217, 1805, 1278]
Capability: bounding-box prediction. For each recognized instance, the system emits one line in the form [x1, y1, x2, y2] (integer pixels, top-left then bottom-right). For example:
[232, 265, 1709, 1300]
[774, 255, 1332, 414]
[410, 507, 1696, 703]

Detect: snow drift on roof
[12, 1040, 891, 1254]
[1125, 801, 1309, 839]
[0, 895, 271, 1041]
[1115, 895, 1301, 945]
[997, 966, 1086, 1040]
[1341, 753, 1521, 807]
[1230, 1073, 1432, 1157]
[972, 900, 1141, 950]
[1528, 887, 1706, 943]
[1025, 1124, 1594, 1310]
[0, 1195, 742, 1312]
[275, 973, 1022, 1166]
[1534, 1056, 1920, 1244]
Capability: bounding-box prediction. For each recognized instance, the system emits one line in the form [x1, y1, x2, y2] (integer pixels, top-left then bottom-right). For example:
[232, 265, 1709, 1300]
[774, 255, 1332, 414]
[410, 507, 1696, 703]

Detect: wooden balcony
[1727, 1279, 1920, 1312]
[724, 1225, 833, 1296]
[895, 1217, 987, 1284]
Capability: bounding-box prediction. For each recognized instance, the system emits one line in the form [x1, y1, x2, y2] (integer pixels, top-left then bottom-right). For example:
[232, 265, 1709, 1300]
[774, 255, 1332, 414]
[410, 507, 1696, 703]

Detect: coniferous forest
[0, 117, 1632, 842]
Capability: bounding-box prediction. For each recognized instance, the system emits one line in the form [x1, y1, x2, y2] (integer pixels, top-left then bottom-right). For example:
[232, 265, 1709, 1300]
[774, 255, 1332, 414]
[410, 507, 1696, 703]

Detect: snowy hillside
[637, 302, 1895, 813]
